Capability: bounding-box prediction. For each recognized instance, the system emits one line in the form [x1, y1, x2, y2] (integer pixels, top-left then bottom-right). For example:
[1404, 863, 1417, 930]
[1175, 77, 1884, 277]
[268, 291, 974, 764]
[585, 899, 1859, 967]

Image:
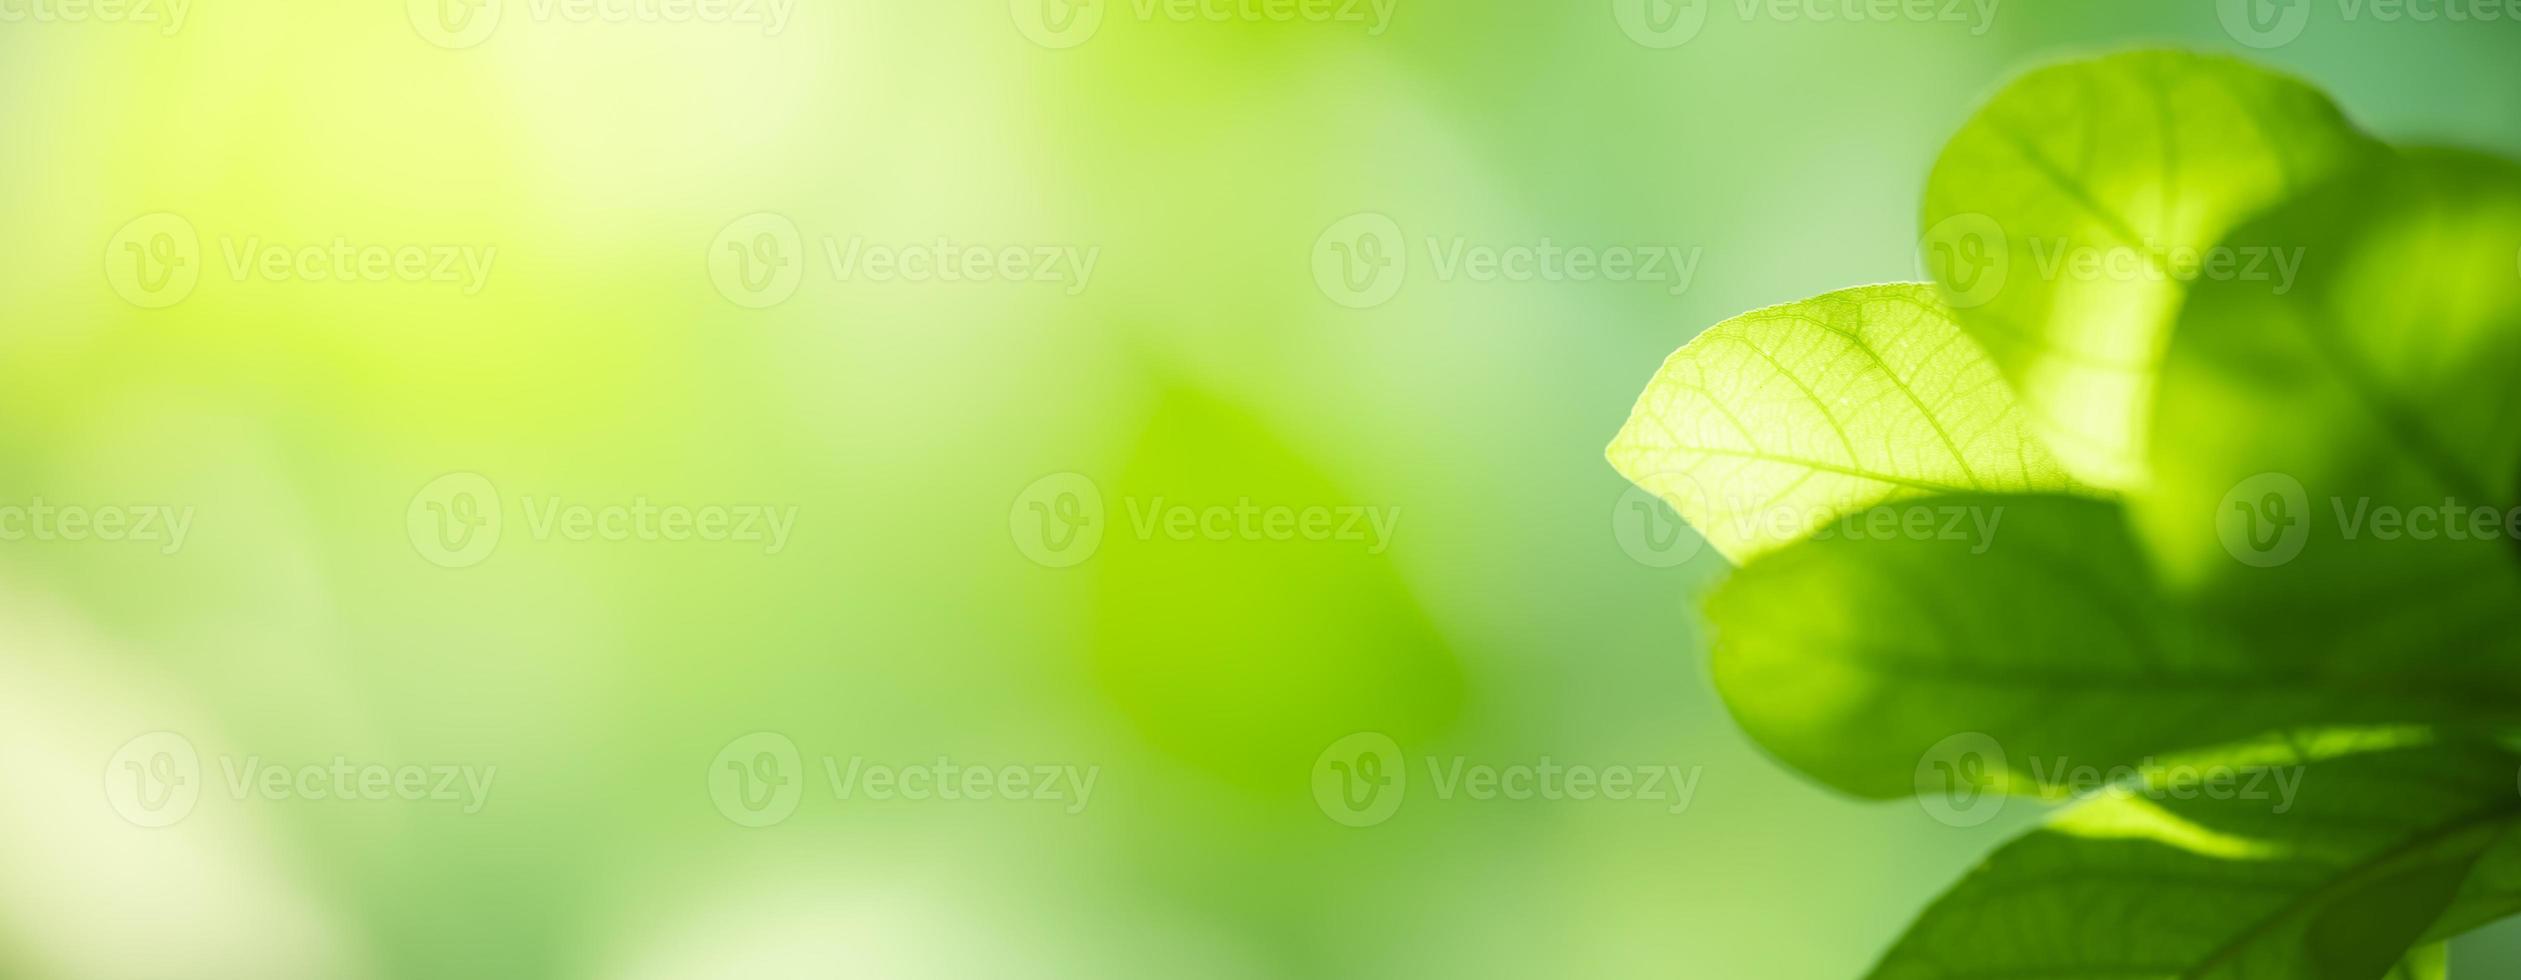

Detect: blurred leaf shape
[1091, 385, 1464, 790]
[1607, 284, 2083, 566]
[1923, 50, 2381, 489]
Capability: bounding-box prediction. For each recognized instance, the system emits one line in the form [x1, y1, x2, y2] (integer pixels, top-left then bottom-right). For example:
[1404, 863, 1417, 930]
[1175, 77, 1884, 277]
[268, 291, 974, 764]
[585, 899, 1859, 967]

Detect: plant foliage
[1607, 50, 2521, 978]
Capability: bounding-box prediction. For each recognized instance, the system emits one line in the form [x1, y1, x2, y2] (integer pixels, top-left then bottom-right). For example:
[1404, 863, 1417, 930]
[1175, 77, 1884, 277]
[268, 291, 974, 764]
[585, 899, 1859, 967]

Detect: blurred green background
[4, 1, 2519, 976]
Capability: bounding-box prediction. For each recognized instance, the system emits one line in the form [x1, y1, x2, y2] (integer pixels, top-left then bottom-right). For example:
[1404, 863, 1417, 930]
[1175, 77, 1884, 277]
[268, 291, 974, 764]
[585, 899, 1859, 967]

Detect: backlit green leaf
[1606, 283, 2081, 565]
[1922, 50, 2380, 489]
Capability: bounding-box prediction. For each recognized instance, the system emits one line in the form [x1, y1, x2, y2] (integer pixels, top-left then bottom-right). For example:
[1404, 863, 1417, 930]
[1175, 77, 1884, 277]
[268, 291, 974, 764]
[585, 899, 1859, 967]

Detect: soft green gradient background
[3, 1, 2518, 977]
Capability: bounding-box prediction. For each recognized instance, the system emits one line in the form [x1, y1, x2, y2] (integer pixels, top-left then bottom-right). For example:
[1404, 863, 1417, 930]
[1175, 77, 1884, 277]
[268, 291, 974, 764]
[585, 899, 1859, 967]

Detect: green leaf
[1707, 494, 2503, 801]
[1922, 50, 2380, 490]
[2388, 945, 2448, 980]
[2133, 149, 2521, 710]
[1869, 741, 2521, 980]
[1605, 283, 2081, 565]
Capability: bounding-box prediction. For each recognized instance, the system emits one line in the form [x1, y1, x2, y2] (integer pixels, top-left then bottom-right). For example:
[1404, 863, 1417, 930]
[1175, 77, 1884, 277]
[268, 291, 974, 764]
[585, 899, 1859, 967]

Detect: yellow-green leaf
[1922, 50, 2381, 489]
[1606, 283, 2080, 565]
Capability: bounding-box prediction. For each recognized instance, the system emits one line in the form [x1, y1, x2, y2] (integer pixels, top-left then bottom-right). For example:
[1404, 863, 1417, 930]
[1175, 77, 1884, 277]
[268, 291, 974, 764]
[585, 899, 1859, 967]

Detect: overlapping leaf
[2133, 149, 2521, 708]
[1707, 495, 2492, 801]
[1871, 740, 2521, 980]
[1923, 51, 2380, 489]
[2427, 831, 2521, 943]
